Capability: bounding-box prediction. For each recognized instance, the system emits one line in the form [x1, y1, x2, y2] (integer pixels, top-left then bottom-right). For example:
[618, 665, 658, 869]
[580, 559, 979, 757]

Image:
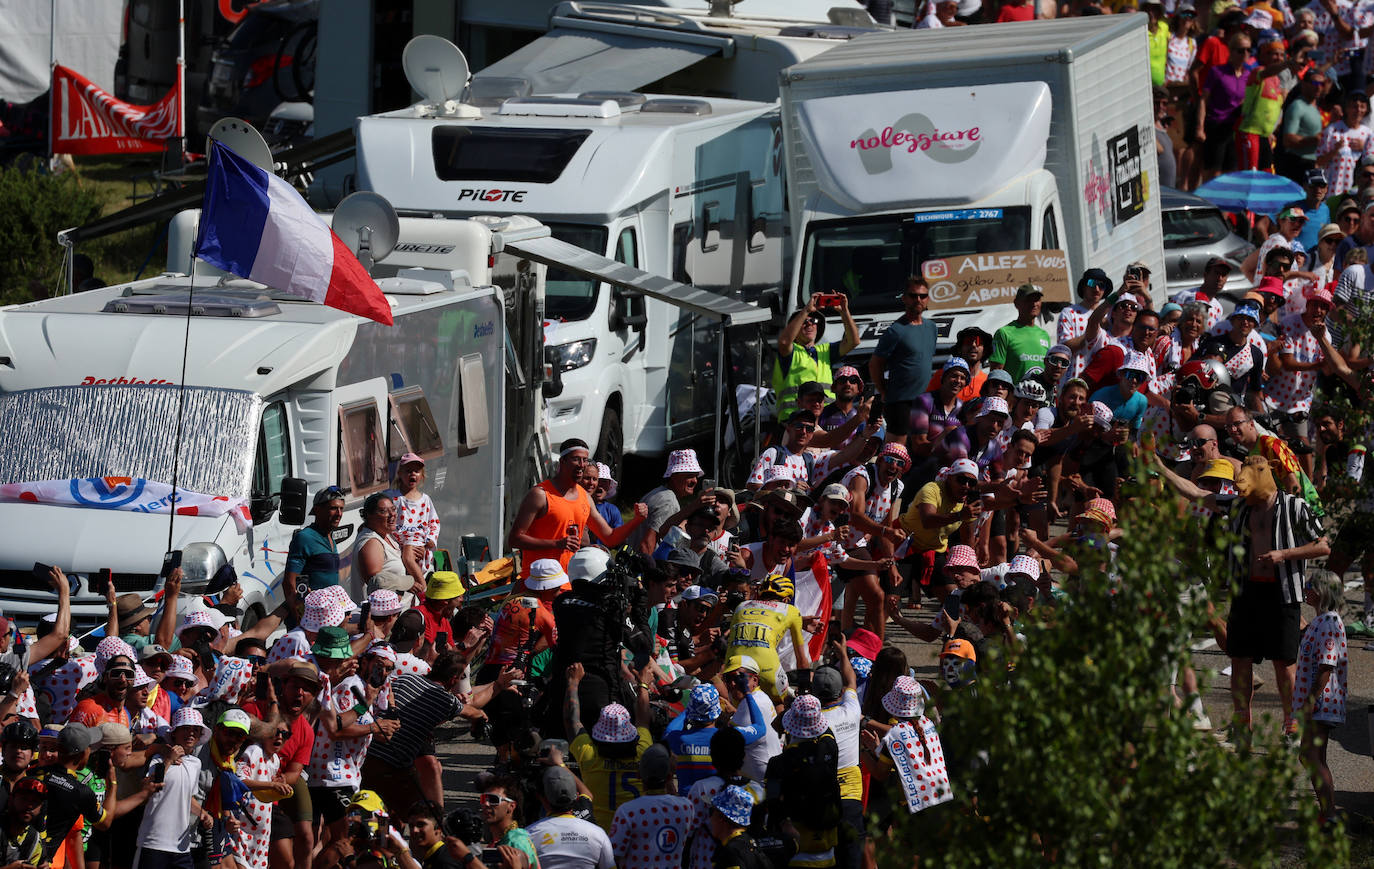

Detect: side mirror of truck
[249, 492, 280, 525]
[279, 477, 309, 526]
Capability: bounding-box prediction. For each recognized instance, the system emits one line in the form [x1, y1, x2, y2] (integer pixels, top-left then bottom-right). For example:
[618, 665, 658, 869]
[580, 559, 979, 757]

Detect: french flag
[193, 140, 393, 325]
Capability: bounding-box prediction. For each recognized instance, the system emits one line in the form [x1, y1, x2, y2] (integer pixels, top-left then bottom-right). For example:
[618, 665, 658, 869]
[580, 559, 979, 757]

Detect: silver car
[1161, 186, 1255, 301]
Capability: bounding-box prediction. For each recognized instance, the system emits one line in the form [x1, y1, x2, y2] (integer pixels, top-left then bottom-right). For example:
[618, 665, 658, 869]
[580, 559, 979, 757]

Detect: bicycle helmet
[1013, 379, 1048, 403]
[1177, 358, 1230, 390]
[759, 573, 795, 601]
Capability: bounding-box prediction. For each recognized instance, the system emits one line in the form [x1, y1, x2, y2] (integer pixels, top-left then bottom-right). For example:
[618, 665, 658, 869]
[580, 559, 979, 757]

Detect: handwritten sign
[919, 249, 1071, 312]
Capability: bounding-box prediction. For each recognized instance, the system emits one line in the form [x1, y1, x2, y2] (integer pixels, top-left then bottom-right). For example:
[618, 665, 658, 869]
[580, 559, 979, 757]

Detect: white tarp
[0, 0, 123, 103]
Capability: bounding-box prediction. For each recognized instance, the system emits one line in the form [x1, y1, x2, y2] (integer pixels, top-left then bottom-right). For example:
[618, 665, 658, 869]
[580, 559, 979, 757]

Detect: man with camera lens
[446, 776, 537, 869]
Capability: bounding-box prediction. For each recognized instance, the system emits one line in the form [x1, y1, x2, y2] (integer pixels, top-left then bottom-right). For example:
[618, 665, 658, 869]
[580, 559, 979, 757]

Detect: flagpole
[177, 0, 186, 156]
[48, 0, 56, 160]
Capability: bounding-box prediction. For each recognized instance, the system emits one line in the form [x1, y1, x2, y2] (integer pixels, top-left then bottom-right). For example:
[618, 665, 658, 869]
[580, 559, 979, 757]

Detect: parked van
[355, 43, 784, 473]
[778, 15, 1165, 355]
[0, 212, 552, 626]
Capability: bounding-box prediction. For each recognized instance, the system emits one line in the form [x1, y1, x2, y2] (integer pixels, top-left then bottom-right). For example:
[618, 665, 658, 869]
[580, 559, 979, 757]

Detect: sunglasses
[275, 729, 291, 740]
[835, 376, 863, 384]
[1122, 371, 1147, 382]
[244, 655, 267, 667]
[106, 669, 135, 680]
[1116, 301, 1140, 311]
[1185, 437, 1213, 449]
[479, 793, 516, 808]
[167, 678, 195, 689]
[1046, 356, 1069, 367]
[905, 292, 930, 300]
[880, 456, 905, 466]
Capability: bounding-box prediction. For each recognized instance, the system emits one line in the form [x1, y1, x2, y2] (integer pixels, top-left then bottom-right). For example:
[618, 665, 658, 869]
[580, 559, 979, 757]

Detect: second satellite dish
[403, 35, 471, 105]
[205, 118, 274, 172]
[331, 192, 400, 272]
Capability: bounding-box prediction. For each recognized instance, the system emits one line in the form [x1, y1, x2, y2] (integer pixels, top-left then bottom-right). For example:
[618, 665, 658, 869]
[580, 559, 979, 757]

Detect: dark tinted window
[431, 128, 591, 183]
[1162, 206, 1233, 247]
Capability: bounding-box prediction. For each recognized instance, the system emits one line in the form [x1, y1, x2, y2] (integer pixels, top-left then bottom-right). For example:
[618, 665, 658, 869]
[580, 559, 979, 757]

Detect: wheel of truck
[241, 604, 264, 631]
[594, 406, 623, 494]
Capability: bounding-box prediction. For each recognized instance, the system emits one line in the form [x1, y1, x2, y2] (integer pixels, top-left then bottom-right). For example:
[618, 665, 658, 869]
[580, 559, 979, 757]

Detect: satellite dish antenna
[403, 35, 470, 105]
[331, 192, 400, 273]
[205, 117, 273, 172]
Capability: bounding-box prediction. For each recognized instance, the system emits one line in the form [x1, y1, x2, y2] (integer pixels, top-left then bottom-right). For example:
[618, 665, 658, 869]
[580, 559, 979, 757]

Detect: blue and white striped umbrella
[1194, 171, 1305, 215]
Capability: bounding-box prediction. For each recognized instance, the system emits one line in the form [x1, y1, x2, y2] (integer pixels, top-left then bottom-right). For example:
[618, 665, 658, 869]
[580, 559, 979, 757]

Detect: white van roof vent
[576, 91, 647, 111]
[639, 98, 713, 116]
[103, 291, 281, 318]
[468, 76, 532, 108]
[498, 97, 621, 119]
[777, 24, 870, 39]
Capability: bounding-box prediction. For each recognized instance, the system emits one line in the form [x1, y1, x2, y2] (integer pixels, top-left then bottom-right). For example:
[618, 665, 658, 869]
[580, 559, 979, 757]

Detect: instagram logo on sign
[922, 260, 949, 280]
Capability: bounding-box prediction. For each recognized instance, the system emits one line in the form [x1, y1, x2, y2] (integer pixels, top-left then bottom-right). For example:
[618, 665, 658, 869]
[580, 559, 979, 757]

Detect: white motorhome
[779, 15, 1165, 354]
[0, 213, 552, 626]
[355, 42, 780, 472]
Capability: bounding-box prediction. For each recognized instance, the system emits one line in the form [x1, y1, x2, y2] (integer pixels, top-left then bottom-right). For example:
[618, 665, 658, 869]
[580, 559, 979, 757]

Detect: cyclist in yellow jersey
[564, 661, 655, 828]
[725, 574, 811, 701]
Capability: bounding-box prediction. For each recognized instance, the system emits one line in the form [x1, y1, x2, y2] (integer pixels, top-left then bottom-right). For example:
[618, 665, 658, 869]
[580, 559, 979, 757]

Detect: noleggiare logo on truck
[850, 114, 981, 175]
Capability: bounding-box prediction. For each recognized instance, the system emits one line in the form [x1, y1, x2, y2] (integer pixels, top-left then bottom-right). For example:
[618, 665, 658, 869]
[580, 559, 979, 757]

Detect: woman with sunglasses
[1089, 351, 1152, 438]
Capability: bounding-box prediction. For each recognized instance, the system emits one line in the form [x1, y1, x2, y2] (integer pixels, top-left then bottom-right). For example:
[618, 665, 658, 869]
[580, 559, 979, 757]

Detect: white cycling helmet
[567, 547, 612, 584]
[1014, 379, 1048, 403]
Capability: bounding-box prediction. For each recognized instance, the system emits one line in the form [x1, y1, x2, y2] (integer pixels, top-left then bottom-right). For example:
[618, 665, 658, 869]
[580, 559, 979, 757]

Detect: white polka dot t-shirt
[1292, 611, 1348, 725]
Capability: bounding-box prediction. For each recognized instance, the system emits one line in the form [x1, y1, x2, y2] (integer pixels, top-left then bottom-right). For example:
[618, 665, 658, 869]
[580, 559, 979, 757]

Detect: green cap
[310, 625, 353, 660]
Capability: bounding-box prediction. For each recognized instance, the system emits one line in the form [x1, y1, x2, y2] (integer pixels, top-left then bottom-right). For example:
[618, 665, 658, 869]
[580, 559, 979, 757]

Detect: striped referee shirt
[1223, 491, 1325, 605]
[364, 673, 462, 768]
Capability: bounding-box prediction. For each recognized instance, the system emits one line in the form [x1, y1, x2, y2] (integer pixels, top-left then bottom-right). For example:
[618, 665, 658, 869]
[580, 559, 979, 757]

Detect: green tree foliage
[879, 477, 1347, 867]
[0, 166, 100, 305]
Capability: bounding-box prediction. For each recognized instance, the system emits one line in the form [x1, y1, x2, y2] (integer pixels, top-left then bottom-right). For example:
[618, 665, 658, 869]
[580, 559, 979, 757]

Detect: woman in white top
[351, 494, 420, 605]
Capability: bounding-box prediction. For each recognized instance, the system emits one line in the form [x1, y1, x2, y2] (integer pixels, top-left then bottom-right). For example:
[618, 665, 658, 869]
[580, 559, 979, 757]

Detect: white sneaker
[1221, 665, 1232, 677]
[1193, 712, 1214, 731]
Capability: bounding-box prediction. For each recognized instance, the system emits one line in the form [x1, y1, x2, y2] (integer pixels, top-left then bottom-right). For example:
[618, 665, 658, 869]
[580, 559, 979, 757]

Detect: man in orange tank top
[509, 439, 649, 577]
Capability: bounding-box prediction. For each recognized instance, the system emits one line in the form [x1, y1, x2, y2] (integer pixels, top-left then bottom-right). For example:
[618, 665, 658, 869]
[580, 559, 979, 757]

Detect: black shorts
[1226, 581, 1301, 664]
[1333, 514, 1374, 561]
[309, 786, 356, 826]
[1202, 118, 1236, 171]
[884, 399, 915, 436]
[270, 806, 295, 841]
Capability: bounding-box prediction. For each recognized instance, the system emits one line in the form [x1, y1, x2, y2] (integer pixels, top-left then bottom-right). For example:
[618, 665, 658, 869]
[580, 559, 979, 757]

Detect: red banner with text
[50, 64, 179, 155]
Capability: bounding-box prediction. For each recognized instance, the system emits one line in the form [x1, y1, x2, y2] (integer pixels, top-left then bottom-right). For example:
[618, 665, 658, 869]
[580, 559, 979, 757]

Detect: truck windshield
[0, 385, 260, 499]
[799, 208, 1032, 314]
[544, 223, 609, 321]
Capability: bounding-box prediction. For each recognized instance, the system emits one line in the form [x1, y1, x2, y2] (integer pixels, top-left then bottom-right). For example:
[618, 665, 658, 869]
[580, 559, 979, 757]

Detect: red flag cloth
[50, 64, 179, 155]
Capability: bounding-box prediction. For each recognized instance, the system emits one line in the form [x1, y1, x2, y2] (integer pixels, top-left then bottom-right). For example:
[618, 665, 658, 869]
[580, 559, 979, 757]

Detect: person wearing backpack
[748, 411, 820, 492]
[764, 695, 841, 868]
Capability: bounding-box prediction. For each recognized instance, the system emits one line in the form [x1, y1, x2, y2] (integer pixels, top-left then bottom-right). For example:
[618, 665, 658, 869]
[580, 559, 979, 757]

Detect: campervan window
[0, 385, 259, 499]
[252, 402, 291, 503]
[389, 387, 443, 462]
[338, 400, 388, 497]
[544, 223, 609, 321]
[798, 209, 1032, 315]
[431, 127, 591, 184]
[1042, 206, 1060, 250]
[456, 354, 490, 450]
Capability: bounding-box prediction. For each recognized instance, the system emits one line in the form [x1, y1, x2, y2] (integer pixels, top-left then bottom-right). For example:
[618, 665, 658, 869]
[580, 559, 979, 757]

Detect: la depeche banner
[51, 64, 179, 155]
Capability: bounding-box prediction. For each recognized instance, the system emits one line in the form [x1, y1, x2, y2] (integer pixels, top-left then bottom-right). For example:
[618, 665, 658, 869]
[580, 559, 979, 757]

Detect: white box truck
[355, 39, 777, 475]
[779, 14, 1165, 353]
[0, 212, 556, 626]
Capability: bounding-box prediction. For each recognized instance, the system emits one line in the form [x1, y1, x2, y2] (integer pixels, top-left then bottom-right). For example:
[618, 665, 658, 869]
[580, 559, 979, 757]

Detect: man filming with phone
[774, 293, 859, 422]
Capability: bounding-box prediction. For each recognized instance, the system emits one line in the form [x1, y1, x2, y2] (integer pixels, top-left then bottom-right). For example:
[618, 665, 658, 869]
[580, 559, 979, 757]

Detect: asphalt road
[429, 576, 1374, 853]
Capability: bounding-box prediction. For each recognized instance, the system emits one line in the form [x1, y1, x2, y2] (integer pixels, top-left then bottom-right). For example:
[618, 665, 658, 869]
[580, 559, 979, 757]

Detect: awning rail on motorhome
[501, 234, 769, 326]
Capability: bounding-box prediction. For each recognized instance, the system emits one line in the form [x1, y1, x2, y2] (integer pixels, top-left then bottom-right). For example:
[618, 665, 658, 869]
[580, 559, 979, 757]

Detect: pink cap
[399, 453, 425, 467]
[1305, 285, 1335, 306]
[945, 545, 979, 571]
[1255, 276, 1285, 297]
[834, 365, 863, 383]
[880, 443, 911, 466]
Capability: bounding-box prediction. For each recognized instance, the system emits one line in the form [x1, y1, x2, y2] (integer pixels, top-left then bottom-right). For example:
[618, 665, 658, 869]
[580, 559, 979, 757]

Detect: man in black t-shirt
[34, 723, 114, 863]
